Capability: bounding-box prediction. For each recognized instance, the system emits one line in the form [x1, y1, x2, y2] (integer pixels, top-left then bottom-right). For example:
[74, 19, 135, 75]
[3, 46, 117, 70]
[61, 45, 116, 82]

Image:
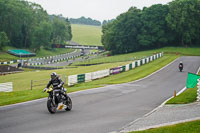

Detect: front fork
[51, 90, 60, 106]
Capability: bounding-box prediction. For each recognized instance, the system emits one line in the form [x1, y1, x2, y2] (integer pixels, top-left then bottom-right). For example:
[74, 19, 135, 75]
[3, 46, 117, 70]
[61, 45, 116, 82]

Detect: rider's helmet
[51, 72, 57, 80]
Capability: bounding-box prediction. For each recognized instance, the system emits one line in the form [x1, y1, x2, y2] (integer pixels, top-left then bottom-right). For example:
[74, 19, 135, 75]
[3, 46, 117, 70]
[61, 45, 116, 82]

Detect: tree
[51, 17, 69, 44]
[166, 0, 200, 46]
[65, 18, 72, 41]
[0, 32, 10, 50]
[32, 21, 52, 51]
[0, 0, 50, 49]
[102, 7, 142, 54]
[138, 4, 169, 48]
[69, 16, 101, 26]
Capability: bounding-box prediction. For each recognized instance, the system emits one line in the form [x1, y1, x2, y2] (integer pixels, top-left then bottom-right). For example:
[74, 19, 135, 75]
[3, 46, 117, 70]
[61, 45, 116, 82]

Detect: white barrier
[68, 52, 163, 86]
[146, 57, 149, 63]
[132, 62, 136, 69]
[150, 56, 153, 61]
[92, 69, 110, 80]
[137, 60, 141, 66]
[0, 82, 13, 92]
[68, 75, 78, 86]
[85, 73, 92, 82]
[142, 59, 145, 65]
[126, 64, 129, 71]
[154, 55, 156, 59]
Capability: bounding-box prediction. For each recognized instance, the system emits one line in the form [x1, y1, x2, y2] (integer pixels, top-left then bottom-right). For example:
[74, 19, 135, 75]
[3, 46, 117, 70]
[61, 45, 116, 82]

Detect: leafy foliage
[0, 32, 10, 50]
[102, 0, 200, 55]
[69, 16, 101, 26]
[166, 0, 200, 46]
[0, 0, 72, 51]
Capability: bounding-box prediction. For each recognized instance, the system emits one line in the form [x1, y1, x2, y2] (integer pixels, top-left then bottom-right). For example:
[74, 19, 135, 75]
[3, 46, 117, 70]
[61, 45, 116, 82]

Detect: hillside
[71, 24, 102, 46]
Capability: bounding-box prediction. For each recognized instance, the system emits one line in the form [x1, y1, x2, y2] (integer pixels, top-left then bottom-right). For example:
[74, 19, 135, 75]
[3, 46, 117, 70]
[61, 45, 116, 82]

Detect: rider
[179, 61, 183, 71]
[44, 72, 67, 99]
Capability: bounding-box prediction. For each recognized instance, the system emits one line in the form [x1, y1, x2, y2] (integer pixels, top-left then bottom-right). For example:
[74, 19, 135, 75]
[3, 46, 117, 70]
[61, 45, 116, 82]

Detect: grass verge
[71, 24, 102, 46]
[130, 120, 200, 133]
[166, 72, 200, 104]
[166, 87, 198, 104]
[72, 47, 200, 66]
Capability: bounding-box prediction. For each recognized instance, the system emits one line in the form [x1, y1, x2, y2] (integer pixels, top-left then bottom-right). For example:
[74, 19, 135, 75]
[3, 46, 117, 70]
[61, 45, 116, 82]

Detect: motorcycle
[44, 87, 72, 114]
[179, 63, 183, 72]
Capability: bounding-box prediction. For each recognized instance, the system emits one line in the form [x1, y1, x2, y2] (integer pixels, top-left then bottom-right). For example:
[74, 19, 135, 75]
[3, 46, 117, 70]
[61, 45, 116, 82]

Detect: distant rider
[44, 72, 67, 99]
[179, 61, 183, 72]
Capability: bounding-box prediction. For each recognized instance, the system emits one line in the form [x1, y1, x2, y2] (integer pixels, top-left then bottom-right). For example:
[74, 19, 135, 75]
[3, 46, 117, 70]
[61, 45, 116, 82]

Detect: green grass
[158, 47, 200, 56]
[130, 120, 200, 133]
[0, 61, 134, 91]
[35, 48, 74, 57]
[166, 87, 198, 104]
[71, 24, 102, 46]
[166, 72, 200, 104]
[72, 47, 200, 66]
[0, 46, 74, 62]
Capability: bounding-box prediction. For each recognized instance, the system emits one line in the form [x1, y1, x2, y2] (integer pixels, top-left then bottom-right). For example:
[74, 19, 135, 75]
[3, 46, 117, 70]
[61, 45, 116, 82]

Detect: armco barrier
[68, 52, 163, 86]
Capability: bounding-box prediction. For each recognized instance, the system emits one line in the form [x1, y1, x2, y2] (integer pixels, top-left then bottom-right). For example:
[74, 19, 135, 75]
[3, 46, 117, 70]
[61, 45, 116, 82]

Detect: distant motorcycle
[179, 63, 183, 72]
[44, 87, 72, 114]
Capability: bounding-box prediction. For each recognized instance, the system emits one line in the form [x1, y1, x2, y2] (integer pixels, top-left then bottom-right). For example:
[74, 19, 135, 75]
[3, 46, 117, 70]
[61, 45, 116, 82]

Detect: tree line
[69, 16, 101, 26]
[0, 0, 72, 52]
[102, 0, 200, 55]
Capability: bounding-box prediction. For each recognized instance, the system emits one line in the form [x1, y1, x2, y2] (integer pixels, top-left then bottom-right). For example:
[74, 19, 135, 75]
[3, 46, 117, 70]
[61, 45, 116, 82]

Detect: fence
[0, 82, 13, 92]
[31, 75, 66, 90]
[68, 52, 163, 86]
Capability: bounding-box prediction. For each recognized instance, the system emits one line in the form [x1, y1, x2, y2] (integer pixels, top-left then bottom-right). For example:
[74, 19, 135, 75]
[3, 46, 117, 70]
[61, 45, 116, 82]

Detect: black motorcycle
[179, 63, 183, 72]
[44, 87, 72, 114]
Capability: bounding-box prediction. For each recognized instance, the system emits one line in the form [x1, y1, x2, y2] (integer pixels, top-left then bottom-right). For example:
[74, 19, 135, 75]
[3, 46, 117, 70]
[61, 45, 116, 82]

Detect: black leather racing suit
[46, 77, 67, 99]
[46, 77, 64, 89]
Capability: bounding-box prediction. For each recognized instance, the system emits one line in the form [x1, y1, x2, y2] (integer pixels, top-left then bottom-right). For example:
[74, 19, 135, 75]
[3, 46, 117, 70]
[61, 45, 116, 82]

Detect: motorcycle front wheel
[65, 97, 72, 111]
[47, 99, 56, 114]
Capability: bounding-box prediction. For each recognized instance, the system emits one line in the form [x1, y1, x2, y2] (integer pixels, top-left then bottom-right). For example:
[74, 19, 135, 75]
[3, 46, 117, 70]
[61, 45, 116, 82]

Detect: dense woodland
[0, 0, 72, 52]
[102, 0, 200, 55]
[1, 0, 200, 55]
[69, 16, 101, 26]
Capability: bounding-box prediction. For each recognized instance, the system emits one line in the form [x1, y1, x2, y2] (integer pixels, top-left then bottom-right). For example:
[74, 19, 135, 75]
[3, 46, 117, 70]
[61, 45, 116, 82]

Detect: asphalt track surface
[0, 56, 200, 133]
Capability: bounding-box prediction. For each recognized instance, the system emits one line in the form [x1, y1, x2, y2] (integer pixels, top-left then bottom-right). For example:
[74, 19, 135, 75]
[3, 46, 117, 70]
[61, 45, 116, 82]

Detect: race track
[0, 56, 199, 133]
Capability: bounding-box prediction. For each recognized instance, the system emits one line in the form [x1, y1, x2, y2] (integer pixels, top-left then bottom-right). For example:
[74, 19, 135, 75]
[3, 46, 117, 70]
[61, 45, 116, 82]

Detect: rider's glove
[43, 88, 47, 92]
